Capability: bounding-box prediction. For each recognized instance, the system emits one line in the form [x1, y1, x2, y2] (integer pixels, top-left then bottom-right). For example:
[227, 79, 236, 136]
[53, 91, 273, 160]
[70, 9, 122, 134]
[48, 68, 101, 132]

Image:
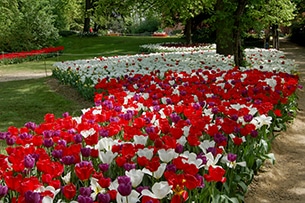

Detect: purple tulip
[97, 193, 111, 203]
[43, 138, 54, 148]
[136, 186, 150, 193]
[99, 163, 109, 172]
[166, 164, 177, 172]
[62, 112, 70, 118]
[19, 132, 32, 140]
[117, 176, 132, 196]
[24, 122, 37, 130]
[123, 163, 136, 171]
[175, 144, 184, 154]
[43, 130, 54, 138]
[78, 195, 93, 203]
[251, 130, 259, 138]
[0, 132, 8, 140]
[24, 191, 42, 203]
[61, 155, 75, 165]
[73, 133, 83, 143]
[227, 153, 237, 162]
[0, 185, 8, 197]
[117, 182, 132, 196]
[195, 174, 205, 188]
[6, 136, 16, 145]
[58, 139, 67, 147]
[24, 154, 35, 168]
[197, 153, 207, 165]
[80, 187, 92, 196]
[52, 149, 63, 159]
[99, 129, 109, 137]
[243, 114, 253, 122]
[81, 147, 91, 157]
[212, 107, 219, 114]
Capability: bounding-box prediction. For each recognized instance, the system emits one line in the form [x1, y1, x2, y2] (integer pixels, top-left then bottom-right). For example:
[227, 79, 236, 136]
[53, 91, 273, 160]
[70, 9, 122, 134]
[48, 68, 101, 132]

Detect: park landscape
[1, 0, 305, 203]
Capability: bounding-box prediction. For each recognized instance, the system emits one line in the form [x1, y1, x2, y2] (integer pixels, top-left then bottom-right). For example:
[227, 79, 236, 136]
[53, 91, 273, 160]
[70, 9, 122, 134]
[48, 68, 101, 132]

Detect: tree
[154, 0, 215, 44]
[259, 0, 296, 49]
[213, 0, 296, 66]
[0, 0, 59, 52]
[82, 0, 97, 32]
[51, 0, 82, 31]
[0, 0, 20, 51]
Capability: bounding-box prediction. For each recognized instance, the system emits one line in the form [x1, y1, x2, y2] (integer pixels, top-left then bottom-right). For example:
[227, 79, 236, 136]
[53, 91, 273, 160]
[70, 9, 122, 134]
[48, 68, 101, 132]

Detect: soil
[0, 39, 304, 203]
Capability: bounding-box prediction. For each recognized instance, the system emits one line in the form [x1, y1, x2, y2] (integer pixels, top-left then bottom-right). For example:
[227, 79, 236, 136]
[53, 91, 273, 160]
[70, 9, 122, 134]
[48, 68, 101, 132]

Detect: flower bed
[139, 43, 216, 53]
[0, 46, 300, 203]
[52, 48, 295, 100]
[152, 32, 168, 37]
[0, 46, 64, 65]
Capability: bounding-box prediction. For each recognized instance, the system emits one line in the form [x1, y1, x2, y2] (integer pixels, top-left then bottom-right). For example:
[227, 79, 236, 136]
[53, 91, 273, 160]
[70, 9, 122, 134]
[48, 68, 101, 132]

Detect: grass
[0, 36, 185, 132]
[54, 35, 184, 61]
[0, 78, 91, 131]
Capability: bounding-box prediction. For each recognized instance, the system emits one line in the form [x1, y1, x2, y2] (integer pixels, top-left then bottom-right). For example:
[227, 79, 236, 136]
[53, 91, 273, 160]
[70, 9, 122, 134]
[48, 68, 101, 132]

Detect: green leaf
[266, 153, 276, 164]
[238, 181, 248, 193]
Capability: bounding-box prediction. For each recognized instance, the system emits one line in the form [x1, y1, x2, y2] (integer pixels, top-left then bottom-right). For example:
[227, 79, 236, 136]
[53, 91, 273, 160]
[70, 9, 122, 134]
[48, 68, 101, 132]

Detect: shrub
[192, 27, 216, 44]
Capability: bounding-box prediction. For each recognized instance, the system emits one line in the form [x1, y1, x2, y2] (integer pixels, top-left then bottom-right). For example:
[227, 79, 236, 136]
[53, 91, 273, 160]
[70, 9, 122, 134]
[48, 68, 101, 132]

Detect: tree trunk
[215, 0, 234, 55]
[272, 24, 279, 50]
[83, 18, 90, 33]
[185, 19, 192, 45]
[83, 0, 91, 33]
[233, 0, 247, 67]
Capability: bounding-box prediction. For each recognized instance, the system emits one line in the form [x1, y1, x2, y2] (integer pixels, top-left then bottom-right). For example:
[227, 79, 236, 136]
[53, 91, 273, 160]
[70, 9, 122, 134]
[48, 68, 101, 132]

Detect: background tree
[212, 0, 296, 66]
[155, 0, 215, 44]
[51, 0, 82, 31]
[0, 0, 59, 52]
[256, 0, 296, 49]
[93, 0, 133, 34]
[0, 0, 20, 52]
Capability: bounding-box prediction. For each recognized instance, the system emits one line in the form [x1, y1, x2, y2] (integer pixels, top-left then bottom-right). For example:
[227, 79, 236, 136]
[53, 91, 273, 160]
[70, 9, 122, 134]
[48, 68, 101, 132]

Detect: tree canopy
[0, 0, 299, 63]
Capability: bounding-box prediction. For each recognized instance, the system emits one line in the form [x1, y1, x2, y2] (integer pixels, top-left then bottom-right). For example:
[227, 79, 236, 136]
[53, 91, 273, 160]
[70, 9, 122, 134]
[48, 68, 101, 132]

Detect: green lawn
[0, 78, 91, 131]
[54, 35, 184, 61]
[0, 36, 185, 132]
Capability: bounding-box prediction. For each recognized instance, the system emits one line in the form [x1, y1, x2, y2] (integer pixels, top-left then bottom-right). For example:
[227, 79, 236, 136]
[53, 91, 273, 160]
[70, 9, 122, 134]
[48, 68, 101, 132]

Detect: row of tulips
[53, 46, 295, 100]
[139, 43, 216, 53]
[0, 44, 300, 203]
[0, 46, 64, 65]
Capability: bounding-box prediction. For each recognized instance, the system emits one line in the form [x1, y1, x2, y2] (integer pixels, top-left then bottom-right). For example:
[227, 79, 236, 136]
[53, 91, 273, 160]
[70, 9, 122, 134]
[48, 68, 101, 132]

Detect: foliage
[51, 0, 83, 31]
[129, 16, 162, 35]
[192, 27, 216, 43]
[0, 0, 59, 52]
[0, 0, 20, 52]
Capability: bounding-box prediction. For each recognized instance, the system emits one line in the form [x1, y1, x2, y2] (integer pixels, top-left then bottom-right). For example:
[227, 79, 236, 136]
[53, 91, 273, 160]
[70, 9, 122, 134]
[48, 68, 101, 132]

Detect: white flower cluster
[53, 47, 296, 85]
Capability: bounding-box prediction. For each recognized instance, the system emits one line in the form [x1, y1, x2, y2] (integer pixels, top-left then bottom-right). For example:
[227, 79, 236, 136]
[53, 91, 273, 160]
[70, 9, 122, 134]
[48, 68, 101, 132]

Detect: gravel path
[0, 72, 51, 82]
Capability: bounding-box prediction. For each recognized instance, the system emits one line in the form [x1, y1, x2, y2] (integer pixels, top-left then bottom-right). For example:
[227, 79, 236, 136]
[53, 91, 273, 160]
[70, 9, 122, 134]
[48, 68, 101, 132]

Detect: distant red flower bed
[152, 32, 168, 37]
[1, 46, 64, 60]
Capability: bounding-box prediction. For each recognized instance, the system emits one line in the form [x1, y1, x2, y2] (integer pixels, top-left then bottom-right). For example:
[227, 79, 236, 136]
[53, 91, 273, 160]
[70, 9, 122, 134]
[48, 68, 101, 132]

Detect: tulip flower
[125, 169, 144, 188]
[141, 181, 172, 200]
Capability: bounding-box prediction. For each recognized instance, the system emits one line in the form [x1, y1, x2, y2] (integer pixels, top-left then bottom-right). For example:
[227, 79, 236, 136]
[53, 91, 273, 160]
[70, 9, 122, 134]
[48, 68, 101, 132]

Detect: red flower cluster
[0, 46, 64, 60]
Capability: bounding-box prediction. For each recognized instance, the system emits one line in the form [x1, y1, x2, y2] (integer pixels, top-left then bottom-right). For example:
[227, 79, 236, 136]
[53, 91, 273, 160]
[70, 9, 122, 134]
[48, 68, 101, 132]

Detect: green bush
[0, 0, 59, 52]
[129, 17, 161, 35]
[192, 27, 216, 43]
